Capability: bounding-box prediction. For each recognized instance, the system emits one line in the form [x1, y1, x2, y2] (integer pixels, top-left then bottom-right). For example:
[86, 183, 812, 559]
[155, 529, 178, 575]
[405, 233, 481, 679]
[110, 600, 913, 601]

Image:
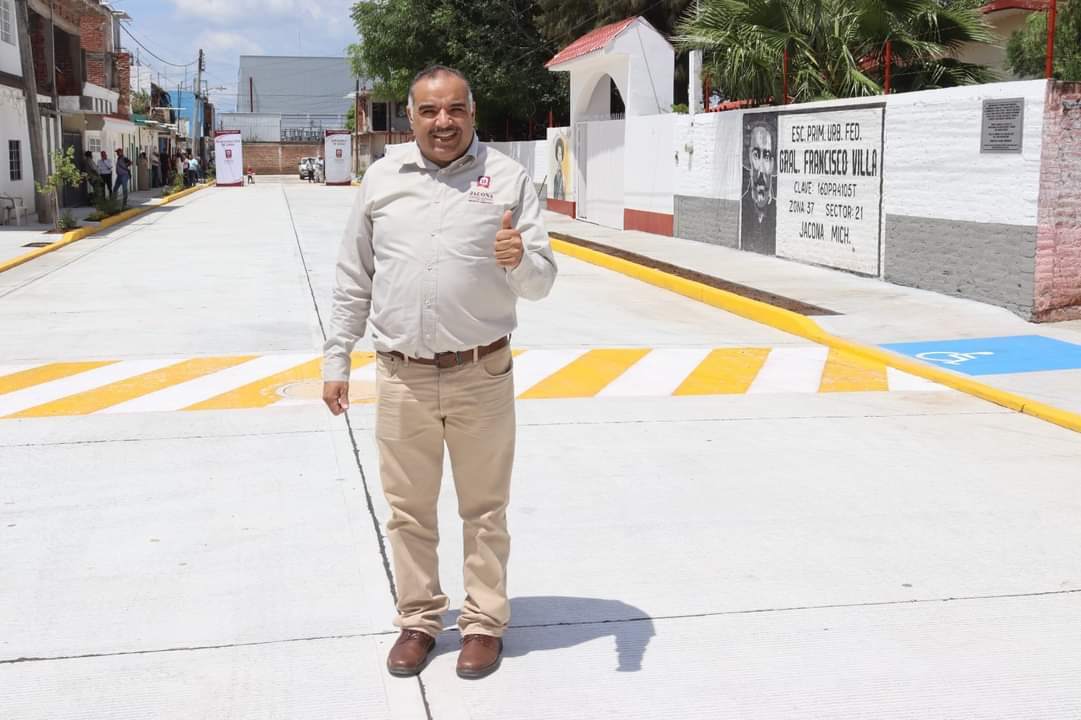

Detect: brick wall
[115, 52, 131, 117]
[80, 12, 106, 87]
[1034, 82, 1081, 322]
[242, 143, 323, 175]
[29, 12, 49, 93]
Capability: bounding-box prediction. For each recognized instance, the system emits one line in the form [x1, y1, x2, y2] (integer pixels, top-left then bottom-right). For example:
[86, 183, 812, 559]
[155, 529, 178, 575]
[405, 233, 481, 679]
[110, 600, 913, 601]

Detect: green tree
[1007, 0, 1081, 80]
[534, 0, 695, 105]
[34, 147, 84, 231]
[673, 0, 995, 105]
[345, 104, 355, 132]
[349, 0, 565, 137]
[534, 0, 693, 48]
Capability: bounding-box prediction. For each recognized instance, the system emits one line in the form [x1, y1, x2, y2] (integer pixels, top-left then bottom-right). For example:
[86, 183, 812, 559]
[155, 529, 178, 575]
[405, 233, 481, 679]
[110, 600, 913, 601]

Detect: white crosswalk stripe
[597, 348, 712, 397]
[0, 359, 182, 416]
[747, 346, 830, 394]
[100, 354, 313, 414]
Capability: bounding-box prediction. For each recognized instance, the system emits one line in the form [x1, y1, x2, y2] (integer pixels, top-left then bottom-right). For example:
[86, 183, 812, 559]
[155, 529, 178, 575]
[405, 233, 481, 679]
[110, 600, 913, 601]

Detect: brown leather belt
[381, 336, 509, 369]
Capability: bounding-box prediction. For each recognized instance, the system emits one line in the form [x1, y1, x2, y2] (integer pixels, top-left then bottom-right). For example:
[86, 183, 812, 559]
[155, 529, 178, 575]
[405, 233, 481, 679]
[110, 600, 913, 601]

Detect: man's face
[749, 126, 774, 211]
[409, 72, 475, 167]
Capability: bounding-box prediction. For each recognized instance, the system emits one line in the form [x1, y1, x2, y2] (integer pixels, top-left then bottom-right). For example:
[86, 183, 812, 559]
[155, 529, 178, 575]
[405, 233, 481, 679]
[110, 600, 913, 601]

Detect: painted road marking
[0, 359, 182, 417]
[882, 335, 1081, 376]
[599, 348, 712, 397]
[0, 346, 949, 419]
[748, 346, 830, 394]
[98, 354, 315, 415]
[674, 348, 771, 395]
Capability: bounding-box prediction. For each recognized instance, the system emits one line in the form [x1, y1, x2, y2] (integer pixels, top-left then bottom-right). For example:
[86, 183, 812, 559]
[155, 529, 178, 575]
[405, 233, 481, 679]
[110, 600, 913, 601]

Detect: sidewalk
[0, 187, 171, 266]
[544, 211, 1081, 420]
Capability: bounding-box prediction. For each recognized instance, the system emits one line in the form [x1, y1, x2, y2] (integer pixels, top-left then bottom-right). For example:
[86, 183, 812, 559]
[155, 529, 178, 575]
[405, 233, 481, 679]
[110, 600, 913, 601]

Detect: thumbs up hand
[494, 209, 524, 269]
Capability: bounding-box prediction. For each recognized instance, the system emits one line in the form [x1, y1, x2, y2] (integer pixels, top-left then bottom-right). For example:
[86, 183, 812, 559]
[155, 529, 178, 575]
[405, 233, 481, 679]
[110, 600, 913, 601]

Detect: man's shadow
[438, 596, 654, 672]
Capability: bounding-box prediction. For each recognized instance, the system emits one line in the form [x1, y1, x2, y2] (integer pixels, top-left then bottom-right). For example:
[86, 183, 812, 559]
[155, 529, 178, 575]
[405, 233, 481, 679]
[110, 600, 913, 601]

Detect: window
[372, 102, 388, 132]
[1, 0, 13, 46]
[87, 136, 101, 154]
[9, 140, 21, 181]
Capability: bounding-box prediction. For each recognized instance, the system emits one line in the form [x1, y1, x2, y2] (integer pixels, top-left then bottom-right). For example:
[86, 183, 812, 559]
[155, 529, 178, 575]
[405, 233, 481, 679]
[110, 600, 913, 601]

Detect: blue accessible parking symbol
[881, 335, 1081, 376]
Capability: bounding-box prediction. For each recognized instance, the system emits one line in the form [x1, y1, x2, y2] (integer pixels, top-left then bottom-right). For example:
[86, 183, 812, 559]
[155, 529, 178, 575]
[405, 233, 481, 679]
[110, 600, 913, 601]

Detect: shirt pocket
[448, 202, 506, 260]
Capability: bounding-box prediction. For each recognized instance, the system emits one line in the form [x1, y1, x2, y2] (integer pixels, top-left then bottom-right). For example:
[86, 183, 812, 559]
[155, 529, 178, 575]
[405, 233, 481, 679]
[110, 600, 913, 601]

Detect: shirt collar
[409, 133, 480, 171]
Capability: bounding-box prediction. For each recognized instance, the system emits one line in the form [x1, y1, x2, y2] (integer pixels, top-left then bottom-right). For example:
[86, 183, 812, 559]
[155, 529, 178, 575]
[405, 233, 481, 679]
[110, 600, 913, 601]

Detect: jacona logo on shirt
[468, 175, 495, 204]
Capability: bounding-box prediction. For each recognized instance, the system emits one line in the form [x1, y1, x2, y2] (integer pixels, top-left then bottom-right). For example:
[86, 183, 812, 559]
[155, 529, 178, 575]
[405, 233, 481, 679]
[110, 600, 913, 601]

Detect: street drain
[277, 379, 377, 404]
[22, 242, 52, 248]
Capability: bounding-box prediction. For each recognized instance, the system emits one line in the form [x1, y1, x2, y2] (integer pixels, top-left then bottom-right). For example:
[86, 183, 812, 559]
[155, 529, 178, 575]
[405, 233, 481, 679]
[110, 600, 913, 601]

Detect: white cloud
[198, 31, 264, 56]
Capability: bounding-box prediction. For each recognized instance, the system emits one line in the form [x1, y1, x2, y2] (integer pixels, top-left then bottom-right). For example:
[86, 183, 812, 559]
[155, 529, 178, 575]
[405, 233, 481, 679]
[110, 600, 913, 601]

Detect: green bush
[87, 192, 123, 221]
[671, 103, 689, 114]
[58, 210, 78, 230]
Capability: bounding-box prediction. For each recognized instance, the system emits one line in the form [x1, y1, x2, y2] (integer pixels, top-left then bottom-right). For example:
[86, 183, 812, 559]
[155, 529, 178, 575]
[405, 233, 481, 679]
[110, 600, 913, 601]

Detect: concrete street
[2, 176, 1080, 719]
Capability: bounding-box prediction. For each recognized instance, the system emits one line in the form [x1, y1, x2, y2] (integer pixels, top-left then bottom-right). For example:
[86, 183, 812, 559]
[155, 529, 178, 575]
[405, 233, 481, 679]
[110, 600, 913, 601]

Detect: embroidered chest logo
[467, 175, 495, 204]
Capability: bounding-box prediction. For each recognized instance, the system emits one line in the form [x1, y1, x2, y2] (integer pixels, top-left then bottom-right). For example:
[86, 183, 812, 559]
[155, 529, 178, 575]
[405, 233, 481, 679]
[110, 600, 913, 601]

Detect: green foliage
[346, 104, 355, 132]
[673, 0, 996, 105]
[34, 147, 85, 230]
[349, 0, 566, 136]
[132, 90, 151, 115]
[58, 210, 78, 230]
[1007, 0, 1081, 80]
[89, 191, 123, 221]
[534, 0, 694, 48]
[671, 102, 690, 113]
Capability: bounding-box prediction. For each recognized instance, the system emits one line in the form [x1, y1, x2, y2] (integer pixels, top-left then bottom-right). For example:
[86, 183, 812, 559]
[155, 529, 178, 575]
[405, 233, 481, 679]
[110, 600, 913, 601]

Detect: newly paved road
[2, 177, 1079, 719]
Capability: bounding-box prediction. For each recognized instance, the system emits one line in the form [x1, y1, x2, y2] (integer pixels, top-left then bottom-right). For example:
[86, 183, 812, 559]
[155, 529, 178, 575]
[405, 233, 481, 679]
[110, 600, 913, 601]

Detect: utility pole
[195, 49, 204, 162]
[14, 0, 51, 224]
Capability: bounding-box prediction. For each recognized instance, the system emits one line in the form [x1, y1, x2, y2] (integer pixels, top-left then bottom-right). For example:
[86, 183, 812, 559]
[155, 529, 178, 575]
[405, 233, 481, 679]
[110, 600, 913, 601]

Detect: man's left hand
[495, 210, 524, 269]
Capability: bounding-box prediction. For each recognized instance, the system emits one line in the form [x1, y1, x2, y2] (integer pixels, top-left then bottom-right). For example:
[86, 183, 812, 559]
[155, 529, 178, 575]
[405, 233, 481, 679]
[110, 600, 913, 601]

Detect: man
[97, 151, 113, 198]
[740, 117, 777, 255]
[151, 149, 161, 188]
[188, 152, 201, 184]
[82, 151, 103, 204]
[323, 65, 556, 680]
[114, 148, 132, 208]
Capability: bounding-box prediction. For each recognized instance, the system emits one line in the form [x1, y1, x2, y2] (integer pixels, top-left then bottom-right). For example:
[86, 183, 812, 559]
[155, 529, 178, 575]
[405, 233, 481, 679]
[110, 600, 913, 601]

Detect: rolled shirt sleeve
[506, 170, 558, 301]
[322, 180, 376, 381]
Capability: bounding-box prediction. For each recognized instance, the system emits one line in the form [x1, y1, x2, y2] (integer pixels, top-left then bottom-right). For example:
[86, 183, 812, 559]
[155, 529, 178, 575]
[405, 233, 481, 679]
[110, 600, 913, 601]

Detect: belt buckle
[454, 350, 468, 366]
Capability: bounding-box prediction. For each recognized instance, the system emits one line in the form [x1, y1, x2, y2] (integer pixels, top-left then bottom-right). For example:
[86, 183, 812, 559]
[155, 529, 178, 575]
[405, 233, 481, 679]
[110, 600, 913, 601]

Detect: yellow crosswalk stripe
[8, 356, 256, 418]
[673, 348, 771, 395]
[818, 348, 889, 393]
[518, 348, 650, 399]
[184, 352, 376, 410]
[0, 361, 116, 396]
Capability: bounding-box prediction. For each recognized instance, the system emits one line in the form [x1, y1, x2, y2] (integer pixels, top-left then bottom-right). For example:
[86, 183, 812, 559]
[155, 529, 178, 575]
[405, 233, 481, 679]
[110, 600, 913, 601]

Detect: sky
[113, 0, 358, 112]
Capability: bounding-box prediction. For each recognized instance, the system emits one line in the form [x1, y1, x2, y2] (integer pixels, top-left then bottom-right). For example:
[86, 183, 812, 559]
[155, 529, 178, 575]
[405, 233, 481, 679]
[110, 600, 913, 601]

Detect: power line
[120, 24, 196, 68]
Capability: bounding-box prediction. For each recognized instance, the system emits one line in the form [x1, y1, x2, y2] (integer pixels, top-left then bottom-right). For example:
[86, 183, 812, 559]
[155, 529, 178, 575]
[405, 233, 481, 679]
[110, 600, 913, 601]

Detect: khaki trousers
[374, 344, 515, 638]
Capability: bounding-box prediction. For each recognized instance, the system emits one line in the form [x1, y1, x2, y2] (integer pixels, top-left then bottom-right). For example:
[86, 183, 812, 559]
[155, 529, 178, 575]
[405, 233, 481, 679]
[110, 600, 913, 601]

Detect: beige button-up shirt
[323, 135, 558, 381]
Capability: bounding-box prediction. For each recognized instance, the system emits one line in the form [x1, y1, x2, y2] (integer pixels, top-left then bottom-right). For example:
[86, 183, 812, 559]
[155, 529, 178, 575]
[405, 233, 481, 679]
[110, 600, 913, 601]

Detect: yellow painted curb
[551, 237, 1081, 435]
[0, 183, 212, 275]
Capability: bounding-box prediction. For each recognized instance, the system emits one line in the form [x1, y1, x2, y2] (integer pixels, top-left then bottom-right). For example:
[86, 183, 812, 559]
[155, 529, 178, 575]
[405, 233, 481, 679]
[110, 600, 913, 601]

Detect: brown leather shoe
[387, 629, 436, 677]
[456, 634, 503, 679]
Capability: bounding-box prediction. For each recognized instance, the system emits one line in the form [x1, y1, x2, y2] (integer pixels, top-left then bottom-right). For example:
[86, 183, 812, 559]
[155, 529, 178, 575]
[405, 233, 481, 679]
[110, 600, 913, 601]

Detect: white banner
[775, 107, 884, 275]
[324, 130, 352, 185]
[213, 130, 244, 186]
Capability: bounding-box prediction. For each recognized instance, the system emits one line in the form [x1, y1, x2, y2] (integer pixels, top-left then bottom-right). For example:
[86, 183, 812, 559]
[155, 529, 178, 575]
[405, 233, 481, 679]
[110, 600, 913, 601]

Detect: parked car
[298, 157, 316, 179]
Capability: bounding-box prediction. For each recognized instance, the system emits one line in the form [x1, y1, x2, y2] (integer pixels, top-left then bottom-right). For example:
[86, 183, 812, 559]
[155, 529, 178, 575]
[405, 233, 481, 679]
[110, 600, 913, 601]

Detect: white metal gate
[578, 119, 625, 230]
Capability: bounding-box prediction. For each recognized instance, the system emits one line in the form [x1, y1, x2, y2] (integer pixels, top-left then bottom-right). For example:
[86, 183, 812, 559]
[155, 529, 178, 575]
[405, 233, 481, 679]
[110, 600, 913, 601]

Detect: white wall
[487, 139, 547, 186]
[1, 86, 35, 210]
[674, 79, 1047, 228]
[883, 79, 1045, 226]
[611, 19, 674, 117]
[624, 115, 674, 214]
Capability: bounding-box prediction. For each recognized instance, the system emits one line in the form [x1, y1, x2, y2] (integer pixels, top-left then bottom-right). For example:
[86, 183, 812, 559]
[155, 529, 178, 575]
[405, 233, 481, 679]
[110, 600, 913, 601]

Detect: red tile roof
[545, 17, 638, 68]
[980, 0, 1047, 13]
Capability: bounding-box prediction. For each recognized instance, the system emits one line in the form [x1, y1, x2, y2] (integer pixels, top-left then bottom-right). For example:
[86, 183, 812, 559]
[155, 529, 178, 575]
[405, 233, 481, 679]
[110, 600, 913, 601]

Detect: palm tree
[673, 0, 996, 105]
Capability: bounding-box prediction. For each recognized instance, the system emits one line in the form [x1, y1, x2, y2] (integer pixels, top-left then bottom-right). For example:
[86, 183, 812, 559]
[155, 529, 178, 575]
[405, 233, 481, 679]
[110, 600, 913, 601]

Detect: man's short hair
[406, 65, 475, 112]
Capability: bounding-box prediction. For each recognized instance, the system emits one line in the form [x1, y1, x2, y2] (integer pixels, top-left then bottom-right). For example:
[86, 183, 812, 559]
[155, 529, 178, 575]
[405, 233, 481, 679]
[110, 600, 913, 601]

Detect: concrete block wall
[668, 80, 1065, 319]
[1034, 82, 1081, 321]
[882, 81, 1046, 318]
[242, 143, 322, 175]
